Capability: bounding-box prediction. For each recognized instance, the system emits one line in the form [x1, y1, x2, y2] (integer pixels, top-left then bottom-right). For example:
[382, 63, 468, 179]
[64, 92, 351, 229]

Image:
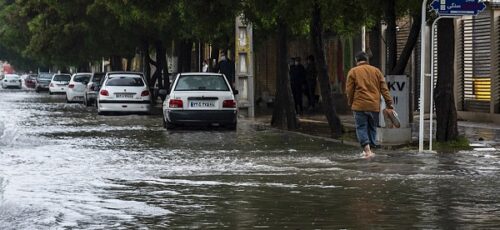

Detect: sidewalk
[254, 112, 500, 150]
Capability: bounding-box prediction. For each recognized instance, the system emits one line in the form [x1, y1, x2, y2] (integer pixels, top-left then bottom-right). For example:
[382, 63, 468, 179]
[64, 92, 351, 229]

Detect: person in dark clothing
[289, 57, 307, 115]
[305, 55, 317, 110]
[217, 53, 236, 88]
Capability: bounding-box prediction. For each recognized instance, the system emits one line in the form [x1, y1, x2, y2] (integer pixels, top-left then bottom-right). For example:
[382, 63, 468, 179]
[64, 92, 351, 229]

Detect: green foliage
[0, 0, 423, 70]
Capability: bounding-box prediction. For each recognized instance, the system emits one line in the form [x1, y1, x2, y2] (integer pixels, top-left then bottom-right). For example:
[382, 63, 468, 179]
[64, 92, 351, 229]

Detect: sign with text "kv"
[431, 0, 487, 16]
[380, 75, 410, 128]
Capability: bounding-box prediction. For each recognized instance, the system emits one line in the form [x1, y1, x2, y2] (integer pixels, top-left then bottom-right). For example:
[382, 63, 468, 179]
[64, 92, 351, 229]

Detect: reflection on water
[1, 90, 500, 228]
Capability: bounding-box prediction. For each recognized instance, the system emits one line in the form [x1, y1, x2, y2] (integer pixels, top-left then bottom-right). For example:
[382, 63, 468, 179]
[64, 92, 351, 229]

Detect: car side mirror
[233, 90, 239, 95]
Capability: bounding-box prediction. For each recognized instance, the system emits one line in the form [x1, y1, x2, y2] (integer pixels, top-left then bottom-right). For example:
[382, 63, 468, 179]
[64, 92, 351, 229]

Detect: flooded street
[1, 89, 500, 229]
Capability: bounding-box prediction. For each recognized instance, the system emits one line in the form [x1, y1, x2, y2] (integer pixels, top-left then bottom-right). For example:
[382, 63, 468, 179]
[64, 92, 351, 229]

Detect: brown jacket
[346, 62, 392, 112]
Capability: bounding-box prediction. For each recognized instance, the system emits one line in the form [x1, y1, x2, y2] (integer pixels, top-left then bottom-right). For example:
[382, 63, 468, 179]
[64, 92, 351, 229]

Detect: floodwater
[1, 89, 500, 229]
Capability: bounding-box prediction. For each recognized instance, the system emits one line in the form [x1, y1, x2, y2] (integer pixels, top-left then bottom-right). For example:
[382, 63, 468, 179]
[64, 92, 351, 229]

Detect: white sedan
[49, 74, 71, 95]
[97, 73, 151, 115]
[66, 73, 91, 103]
[1, 74, 22, 89]
[162, 73, 238, 130]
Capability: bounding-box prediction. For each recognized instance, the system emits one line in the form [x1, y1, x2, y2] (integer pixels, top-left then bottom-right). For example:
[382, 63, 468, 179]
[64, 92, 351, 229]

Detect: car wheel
[165, 119, 176, 130]
[227, 122, 237, 131]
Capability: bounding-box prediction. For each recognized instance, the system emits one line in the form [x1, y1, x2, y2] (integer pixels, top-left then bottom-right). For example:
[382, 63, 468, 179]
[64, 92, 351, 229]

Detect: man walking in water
[346, 52, 393, 158]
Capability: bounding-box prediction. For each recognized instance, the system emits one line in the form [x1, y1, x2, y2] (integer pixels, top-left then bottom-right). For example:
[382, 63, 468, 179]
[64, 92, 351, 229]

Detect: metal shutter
[462, 13, 492, 113]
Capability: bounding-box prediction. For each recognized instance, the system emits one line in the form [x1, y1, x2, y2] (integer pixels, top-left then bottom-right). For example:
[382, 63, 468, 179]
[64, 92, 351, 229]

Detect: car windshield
[53, 75, 71, 81]
[175, 75, 229, 91]
[106, 77, 144, 87]
[73, 75, 91, 83]
[38, 73, 52, 80]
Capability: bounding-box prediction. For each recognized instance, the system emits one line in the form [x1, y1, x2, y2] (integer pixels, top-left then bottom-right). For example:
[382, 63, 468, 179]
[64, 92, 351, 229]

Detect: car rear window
[38, 73, 52, 79]
[175, 75, 229, 91]
[74, 75, 91, 83]
[53, 75, 71, 81]
[106, 77, 145, 86]
[5, 75, 20, 79]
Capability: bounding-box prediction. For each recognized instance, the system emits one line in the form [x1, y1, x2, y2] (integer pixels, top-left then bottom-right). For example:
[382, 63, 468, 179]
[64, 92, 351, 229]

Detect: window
[38, 73, 52, 80]
[53, 75, 71, 81]
[175, 75, 230, 91]
[106, 77, 145, 87]
[74, 75, 91, 83]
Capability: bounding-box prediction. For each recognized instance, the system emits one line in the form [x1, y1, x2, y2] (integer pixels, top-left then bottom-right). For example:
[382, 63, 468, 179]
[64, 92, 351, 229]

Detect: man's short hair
[355, 51, 369, 62]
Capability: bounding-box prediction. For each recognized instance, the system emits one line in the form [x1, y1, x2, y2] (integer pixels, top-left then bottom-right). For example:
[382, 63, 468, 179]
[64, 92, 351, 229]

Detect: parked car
[97, 72, 151, 115]
[66, 73, 91, 103]
[83, 72, 106, 106]
[35, 72, 53, 92]
[162, 73, 238, 130]
[23, 74, 37, 89]
[1, 74, 22, 89]
[49, 74, 71, 95]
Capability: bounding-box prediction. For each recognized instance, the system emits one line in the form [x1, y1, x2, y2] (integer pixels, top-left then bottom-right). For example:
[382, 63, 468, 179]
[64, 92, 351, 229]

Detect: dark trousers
[305, 80, 316, 109]
[292, 87, 303, 114]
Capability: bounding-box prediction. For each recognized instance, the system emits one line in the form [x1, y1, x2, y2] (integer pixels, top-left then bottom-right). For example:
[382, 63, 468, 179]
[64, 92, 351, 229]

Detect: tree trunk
[311, 2, 342, 137]
[143, 41, 151, 85]
[368, 21, 382, 70]
[391, 13, 421, 75]
[435, 18, 458, 142]
[153, 40, 166, 89]
[126, 56, 133, 71]
[271, 19, 299, 130]
[385, 0, 397, 73]
[177, 40, 192, 72]
[77, 63, 89, 72]
[110, 55, 123, 71]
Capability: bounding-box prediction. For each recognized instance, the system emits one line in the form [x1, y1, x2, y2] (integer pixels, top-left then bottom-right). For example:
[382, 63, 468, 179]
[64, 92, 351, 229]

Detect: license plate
[74, 96, 83, 100]
[10, 80, 17, 83]
[116, 93, 134, 99]
[190, 101, 216, 108]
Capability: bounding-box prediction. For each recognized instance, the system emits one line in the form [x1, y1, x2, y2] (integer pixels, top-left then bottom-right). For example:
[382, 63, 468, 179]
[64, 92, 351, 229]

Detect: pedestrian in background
[289, 56, 306, 115]
[217, 52, 235, 88]
[346, 51, 393, 158]
[305, 55, 317, 111]
[202, 59, 209, 72]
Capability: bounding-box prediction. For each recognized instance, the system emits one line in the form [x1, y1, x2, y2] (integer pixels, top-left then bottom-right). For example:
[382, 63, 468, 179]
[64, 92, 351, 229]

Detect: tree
[366, 0, 422, 75]
[242, 0, 310, 130]
[307, 0, 372, 137]
[310, 1, 343, 137]
[434, 18, 458, 141]
[0, 0, 42, 71]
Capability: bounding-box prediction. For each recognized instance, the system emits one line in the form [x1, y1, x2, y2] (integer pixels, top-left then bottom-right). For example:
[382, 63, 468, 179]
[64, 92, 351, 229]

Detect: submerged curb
[250, 118, 360, 147]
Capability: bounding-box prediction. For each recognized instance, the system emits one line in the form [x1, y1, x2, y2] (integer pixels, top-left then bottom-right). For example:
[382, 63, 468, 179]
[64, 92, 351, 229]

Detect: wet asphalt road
[1, 88, 500, 229]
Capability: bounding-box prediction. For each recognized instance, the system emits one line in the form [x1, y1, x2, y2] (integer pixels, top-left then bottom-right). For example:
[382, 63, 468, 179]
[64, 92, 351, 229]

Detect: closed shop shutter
[461, 13, 491, 113]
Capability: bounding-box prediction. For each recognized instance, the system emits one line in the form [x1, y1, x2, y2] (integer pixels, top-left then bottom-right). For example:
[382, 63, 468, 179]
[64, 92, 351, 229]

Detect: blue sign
[431, 0, 487, 16]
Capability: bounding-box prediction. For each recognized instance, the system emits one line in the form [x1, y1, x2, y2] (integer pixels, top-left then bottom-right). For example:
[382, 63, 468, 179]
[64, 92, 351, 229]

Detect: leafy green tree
[0, 0, 41, 71]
